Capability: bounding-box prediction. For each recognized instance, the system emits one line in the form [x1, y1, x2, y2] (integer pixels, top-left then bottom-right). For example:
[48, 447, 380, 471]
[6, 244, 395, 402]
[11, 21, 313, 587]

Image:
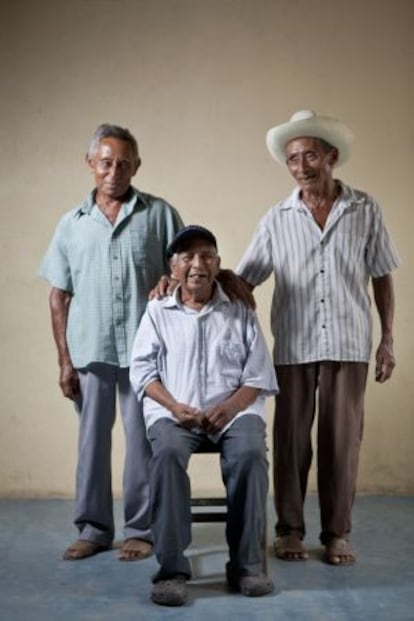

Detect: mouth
[187, 273, 207, 281]
[301, 174, 317, 182]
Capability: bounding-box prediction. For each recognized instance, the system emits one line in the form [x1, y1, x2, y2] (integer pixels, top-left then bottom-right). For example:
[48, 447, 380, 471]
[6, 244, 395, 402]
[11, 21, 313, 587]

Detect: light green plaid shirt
[39, 187, 184, 368]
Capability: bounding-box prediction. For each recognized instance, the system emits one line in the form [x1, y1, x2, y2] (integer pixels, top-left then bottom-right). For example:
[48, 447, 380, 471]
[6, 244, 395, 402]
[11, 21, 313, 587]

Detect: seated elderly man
[130, 225, 278, 606]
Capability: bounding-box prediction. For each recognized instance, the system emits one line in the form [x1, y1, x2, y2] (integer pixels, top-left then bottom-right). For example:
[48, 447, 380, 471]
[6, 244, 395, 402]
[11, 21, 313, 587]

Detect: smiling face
[87, 137, 140, 200]
[170, 237, 221, 303]
[285, 137, 338, 194]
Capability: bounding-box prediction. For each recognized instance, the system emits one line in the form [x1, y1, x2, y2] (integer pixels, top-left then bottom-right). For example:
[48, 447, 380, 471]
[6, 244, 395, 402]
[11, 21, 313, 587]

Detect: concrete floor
[0, 495, 413, 621]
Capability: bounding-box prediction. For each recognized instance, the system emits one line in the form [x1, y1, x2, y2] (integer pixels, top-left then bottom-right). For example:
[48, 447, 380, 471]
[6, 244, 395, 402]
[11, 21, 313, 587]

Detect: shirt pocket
[333, 230, 368, 269]
[217, 340, 245, 383]
[130, 228, 164, 284]
[130, 227, 154, 263]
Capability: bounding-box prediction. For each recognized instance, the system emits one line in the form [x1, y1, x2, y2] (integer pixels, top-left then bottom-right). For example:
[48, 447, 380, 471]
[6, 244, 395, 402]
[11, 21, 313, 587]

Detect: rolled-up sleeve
[129, 307, 162, 400]
[38, 216, 73, 292]
[236, 214, 274, 287]
[365, 201, 401, 278]
[239, 310, 279, 395]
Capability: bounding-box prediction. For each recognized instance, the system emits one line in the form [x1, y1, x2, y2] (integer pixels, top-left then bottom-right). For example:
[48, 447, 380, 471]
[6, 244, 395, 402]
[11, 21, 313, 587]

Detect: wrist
[59, 357, 73, 369]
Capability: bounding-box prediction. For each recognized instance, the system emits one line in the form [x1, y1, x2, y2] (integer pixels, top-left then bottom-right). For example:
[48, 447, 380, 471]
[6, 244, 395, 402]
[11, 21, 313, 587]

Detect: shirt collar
[280, 180, 364, 212]
[74, 186, 142, 218]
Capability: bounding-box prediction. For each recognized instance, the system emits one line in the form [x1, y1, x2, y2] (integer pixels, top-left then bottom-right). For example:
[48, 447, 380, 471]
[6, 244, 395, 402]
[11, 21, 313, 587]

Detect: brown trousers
[273, 362, 368, 544]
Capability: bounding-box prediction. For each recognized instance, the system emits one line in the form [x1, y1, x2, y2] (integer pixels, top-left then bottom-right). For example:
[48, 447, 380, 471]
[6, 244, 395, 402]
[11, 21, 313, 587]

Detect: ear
[85, 153, 94, 172]
[132, 157, 141, 176]
[215, 255, 221, 275]
[329, 147, 339, 166]
[169, 256, 178, 278]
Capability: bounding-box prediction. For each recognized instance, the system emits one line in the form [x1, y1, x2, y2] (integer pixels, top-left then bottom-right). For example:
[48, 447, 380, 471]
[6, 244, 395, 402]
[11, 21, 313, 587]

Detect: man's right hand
[149, 275, 179, 300]
[170, 402, 202, 429]
[59, 362, 80, 400]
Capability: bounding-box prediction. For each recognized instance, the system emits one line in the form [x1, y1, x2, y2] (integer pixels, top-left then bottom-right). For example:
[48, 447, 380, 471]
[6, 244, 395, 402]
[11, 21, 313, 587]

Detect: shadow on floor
[0, 495, 413, 621]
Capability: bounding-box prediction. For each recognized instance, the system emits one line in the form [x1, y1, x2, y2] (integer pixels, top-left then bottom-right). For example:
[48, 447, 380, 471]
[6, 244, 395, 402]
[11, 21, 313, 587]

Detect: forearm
[49, 287, 73, 367]
[203, 385, 261, 433]
[216, 269, 256, 308]
[145, 379, 201, 427]
[372, 274, 395, 340]
[144, 379, 178, 412]
[223, 385, 261, 415]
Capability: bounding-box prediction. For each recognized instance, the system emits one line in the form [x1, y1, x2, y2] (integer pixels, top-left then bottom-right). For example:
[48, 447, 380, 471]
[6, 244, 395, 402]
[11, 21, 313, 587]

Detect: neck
[95, 192, 125, 210]
[95, 192, 127, 225]
[180, 285, 215, 310]
[301, 179, 339, 208]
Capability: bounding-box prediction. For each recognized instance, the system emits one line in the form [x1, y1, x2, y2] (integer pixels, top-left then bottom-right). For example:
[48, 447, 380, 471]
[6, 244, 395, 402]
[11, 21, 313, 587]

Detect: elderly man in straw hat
[236, 110, 400, 565]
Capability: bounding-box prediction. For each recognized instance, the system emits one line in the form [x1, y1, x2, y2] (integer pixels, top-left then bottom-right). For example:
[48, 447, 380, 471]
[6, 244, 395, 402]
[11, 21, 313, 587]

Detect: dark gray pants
[147, 416, 268, 580]
[274, 361, 368, 544]
[74, 363, 152, 546]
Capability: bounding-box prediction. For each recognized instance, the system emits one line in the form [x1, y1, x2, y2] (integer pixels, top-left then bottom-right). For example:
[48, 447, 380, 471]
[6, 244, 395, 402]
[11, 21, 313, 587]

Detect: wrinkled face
[170, 238, 221, 299]
[285, 137, 337, 192]
[87, 137, 140, 199]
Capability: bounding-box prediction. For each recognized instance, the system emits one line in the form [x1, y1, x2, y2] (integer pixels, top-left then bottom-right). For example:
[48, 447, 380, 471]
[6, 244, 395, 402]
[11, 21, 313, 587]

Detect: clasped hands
[170, 401, 237, 434]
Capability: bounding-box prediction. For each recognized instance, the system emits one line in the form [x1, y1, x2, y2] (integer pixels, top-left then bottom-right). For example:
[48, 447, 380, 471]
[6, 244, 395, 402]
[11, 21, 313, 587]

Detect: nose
[190, 253, 203, 267]
[297, 155, 310, 172]
[107, 161, 123, 178]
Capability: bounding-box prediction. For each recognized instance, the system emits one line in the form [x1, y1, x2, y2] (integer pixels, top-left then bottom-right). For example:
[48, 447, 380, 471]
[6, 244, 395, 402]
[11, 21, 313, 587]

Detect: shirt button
[320, 299, 325, 303]
[113, 255, 118, 260]
[320, 269, 325, 273]
[322, 324, 326, 329]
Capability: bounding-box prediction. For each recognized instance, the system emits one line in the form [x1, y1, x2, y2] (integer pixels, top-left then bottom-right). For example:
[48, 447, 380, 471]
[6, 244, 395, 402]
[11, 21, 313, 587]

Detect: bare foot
[118, 538, 153, 561]
[274, 535, 309, 561]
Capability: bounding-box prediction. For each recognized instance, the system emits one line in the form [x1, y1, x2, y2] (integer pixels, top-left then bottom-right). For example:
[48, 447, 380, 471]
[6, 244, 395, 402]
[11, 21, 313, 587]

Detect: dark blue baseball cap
[166, 225, 217, 259]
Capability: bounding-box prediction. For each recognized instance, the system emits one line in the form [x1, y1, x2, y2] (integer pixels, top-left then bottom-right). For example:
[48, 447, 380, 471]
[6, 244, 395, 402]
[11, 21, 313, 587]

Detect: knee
[236, 444, 267, 469]
[152, 441, 183, 465]
[151, 433, 191, 474]
[225, 417, 267, 469]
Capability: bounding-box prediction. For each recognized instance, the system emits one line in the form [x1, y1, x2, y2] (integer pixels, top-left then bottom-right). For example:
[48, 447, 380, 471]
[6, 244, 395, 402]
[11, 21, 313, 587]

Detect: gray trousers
[147, 415, 268, 581]
[273, 361, 368, 544]
[74, 363, 151, 546]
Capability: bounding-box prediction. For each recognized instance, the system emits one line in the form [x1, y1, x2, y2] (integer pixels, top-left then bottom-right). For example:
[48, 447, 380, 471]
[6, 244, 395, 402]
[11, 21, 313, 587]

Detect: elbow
[49, 287, 72, 312]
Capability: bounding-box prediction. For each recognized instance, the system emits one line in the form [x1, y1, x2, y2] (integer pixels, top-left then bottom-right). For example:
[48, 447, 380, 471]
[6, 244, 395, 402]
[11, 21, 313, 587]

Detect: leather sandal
[63, 539, 109, 560]
[274, 534, 309, 561]
[324, 537, 356, 565]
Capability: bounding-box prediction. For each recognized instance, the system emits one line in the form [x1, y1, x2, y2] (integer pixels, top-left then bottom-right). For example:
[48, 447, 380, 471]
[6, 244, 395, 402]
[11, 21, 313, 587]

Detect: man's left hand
[375, 336, 396, 382]
[202, 402, 237, 434]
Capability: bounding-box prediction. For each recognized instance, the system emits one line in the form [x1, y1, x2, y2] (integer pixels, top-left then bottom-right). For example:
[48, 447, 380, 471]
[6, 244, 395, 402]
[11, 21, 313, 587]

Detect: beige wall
[0, 0, 412, 497]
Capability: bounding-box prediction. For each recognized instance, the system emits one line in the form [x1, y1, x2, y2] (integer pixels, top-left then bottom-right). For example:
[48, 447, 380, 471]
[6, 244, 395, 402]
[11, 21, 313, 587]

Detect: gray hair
[87, 123, 140, 164]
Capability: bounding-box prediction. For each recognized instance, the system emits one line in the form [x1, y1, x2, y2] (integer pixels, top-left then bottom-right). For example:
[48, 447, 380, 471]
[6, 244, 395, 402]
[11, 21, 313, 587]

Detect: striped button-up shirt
[129, 283, 278, 438]
[236, 182, 401, 364]
[38, 187, 184, 368]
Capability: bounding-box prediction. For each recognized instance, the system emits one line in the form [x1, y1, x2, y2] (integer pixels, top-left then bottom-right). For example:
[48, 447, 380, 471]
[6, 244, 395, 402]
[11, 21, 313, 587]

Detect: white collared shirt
[129, 283, 278, 438]
[236, 182, 401, 364]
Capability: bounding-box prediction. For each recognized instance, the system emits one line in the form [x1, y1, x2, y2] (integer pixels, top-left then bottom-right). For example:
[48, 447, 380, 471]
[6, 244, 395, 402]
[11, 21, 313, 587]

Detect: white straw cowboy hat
[266, 109, 354, 167]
